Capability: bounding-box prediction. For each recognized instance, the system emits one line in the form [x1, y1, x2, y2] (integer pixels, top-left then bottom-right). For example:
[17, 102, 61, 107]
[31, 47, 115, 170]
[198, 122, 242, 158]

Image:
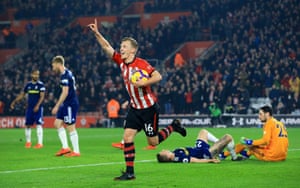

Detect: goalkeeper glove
[240, 137, 253, 145]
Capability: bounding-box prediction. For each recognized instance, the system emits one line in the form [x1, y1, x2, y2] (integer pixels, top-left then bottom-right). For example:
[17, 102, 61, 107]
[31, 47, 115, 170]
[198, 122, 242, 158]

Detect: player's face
[159, 150, 174, 161]
[52, 62, 60, 73]
[31, 71, 40, 81]
[258, 110, 267, 123]
[120, 40, 136, 62]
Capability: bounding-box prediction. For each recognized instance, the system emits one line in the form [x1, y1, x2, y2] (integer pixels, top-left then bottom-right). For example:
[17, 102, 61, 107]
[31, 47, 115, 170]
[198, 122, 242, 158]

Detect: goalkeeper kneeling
[238, 105, 288, 161]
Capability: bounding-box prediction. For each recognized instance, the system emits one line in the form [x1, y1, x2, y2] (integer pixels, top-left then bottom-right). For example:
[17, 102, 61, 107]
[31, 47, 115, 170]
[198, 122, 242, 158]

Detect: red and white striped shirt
[112, 52, 157, 109]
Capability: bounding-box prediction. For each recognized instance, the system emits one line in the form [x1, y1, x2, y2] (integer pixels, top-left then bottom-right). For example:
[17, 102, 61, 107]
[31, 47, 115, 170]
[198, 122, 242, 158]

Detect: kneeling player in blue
[157, 129, 243, 163]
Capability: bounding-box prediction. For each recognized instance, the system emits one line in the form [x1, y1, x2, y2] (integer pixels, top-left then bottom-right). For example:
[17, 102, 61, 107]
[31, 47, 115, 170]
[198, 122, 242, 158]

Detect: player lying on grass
[157, 129, 243, 163]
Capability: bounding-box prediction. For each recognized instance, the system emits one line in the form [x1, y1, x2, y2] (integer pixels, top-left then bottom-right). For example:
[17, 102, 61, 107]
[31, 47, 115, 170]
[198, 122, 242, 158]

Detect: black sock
[124, 142, 135, 174]
[158, 125, 173, 143]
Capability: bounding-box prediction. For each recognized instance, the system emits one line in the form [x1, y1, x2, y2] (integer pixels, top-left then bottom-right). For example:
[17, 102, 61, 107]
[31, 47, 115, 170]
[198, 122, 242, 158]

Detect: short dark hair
[156, 153, 171, 163]
[260, 105, 273, 116]
[31, 70, 40, 74]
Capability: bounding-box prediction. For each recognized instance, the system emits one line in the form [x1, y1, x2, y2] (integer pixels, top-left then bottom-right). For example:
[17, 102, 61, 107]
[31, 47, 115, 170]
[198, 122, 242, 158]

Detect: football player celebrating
[88, 19, 187, 180]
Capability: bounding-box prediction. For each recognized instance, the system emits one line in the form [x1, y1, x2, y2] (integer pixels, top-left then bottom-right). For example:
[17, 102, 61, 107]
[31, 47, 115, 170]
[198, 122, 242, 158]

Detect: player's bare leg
[209, 134, 232, 158]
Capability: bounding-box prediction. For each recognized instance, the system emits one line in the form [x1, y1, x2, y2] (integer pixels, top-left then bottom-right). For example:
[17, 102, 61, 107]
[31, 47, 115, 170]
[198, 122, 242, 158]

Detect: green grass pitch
[0, 127, 299, 188]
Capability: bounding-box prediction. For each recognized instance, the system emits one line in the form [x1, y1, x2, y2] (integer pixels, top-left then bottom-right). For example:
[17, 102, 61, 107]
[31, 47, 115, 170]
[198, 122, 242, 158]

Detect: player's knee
[66, 124, 76, 132]
[54, 119, 64, 129]
[54, 122, 61, 129]
[224, 134, 233, 142]
[199, 129, 208, 135]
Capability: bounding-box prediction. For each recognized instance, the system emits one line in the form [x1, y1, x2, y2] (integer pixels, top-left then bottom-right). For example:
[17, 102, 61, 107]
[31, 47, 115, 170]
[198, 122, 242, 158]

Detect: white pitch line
[0, 159, 155, 174]
[1, 149, 300, 174]
[288, 148, 300, 151]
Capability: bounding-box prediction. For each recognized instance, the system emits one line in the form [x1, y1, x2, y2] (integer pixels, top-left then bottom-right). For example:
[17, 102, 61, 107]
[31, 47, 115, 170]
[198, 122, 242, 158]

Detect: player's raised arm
[88, 19, 114, 58]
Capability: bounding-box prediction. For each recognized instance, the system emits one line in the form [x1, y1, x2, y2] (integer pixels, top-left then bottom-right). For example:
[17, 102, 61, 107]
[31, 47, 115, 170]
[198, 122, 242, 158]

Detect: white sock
[70, 130, 80, 153]
[36, 125, 43, 145]
[25, 127, 31, 143]
[207, 132, 219, 143]
[227, 140, 237, 159]
[58, 127, 69, 148]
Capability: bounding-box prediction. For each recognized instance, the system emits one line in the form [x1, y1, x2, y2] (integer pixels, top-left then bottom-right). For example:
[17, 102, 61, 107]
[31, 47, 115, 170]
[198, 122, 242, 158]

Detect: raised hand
[88, 19, 99, 33]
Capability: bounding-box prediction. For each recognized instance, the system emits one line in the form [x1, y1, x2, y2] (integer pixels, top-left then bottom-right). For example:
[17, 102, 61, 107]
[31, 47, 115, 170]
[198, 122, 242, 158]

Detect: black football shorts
[125, 103, 160, 137]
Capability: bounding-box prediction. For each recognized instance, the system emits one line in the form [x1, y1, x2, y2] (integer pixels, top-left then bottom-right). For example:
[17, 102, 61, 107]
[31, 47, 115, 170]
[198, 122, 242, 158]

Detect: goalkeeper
[235, 105, 288, 161]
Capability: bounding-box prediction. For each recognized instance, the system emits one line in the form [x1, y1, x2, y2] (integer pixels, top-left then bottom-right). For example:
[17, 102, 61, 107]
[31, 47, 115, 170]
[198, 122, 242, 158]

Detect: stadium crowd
[0, 0, 299, 117]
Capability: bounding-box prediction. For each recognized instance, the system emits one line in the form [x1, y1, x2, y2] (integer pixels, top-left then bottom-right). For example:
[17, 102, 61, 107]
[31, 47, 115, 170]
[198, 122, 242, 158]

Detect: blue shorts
[56, 103, 78, 125]
[193, 139, 212, 159]
[25, 107, 44, 126]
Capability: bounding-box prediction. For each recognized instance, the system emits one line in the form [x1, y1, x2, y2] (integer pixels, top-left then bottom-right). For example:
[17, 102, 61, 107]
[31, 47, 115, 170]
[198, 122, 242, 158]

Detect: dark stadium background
[1, 0, 299, 126]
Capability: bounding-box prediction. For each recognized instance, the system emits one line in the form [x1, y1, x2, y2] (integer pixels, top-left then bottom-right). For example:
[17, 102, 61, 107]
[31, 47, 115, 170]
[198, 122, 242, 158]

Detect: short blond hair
[121, 37, 138, 50]
[52, 55, 65, 65]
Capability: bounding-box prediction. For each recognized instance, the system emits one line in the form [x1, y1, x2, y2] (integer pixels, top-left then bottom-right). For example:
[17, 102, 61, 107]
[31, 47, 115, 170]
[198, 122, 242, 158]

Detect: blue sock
[218, 152, 226, 160]
[240, 150, 250, 158]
